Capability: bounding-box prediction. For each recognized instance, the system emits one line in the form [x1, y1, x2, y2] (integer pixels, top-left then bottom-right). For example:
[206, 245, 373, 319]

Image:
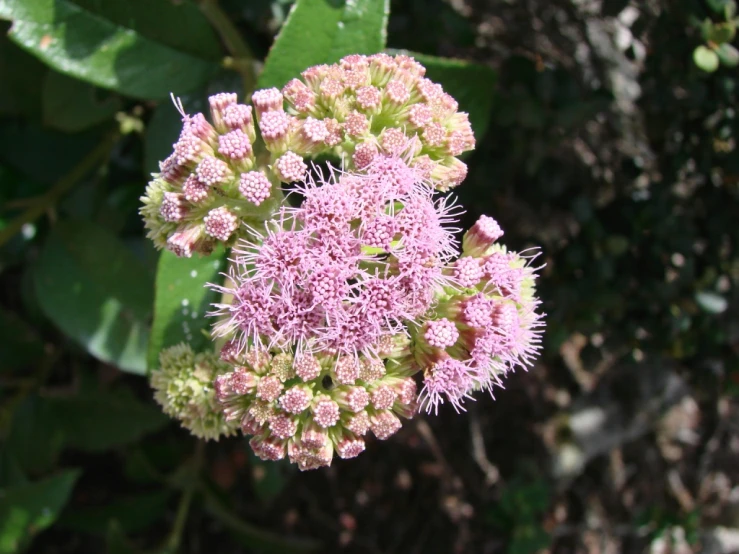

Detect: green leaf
[694, 45, 720, 72]
[716, 42, 739, 66]
[47, 386, 169, 451]
[42, 71, 121, 132]
[32, 220, 154, 373]
[708, 21, 737, 44]
[0, 29, 46, 118]
[5, 389, 167, 478]
[147, 247, 226, 370]
[105, 521, 138, 554]
[0, 470, 80, 554]
[59, 490, 172, 535]
[707, 0, 732, 14]
[5, 397, 66, 475]
[0, 451, 26, 489]
[0, 308, 44, 372]
[0, 0, 223, 99]
[257, 0, 390, 89]
[393, 51, 497, 142]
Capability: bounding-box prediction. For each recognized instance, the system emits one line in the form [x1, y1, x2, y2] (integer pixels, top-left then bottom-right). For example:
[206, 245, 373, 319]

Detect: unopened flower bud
[462, 215, 504, 257]
[150, 343, 238, 440]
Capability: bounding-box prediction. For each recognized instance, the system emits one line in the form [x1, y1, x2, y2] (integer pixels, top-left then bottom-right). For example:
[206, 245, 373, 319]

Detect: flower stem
[0, 134, 116, 248]
[162, 442, 204, 553]
[199, 0, 258, 96]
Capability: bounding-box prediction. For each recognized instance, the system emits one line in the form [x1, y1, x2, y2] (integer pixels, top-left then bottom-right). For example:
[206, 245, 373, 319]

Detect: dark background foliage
[1, 0, 738, 553]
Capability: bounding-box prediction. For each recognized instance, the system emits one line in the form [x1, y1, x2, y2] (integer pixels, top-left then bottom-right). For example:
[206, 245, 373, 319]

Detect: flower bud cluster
[270, 52, 475, 191]
[214, 335, 417, 470]
[412, 215, 545, 413]
[140, 94, 280, 257]
[141, 54, 474, 257]
[150, 343, 240, 440]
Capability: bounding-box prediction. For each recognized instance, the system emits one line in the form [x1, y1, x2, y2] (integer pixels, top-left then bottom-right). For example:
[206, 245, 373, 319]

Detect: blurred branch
[198, 476, 323, 553]
[0, 135, 116, 248]
[469, 408, 499, 486]
[199, 0, 258, 96]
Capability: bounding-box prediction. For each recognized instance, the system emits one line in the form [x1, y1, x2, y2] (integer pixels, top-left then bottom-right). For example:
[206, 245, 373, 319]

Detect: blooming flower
[210, 145, 460, 361]
[143, 54, 545, 468]
[413, 215, 545, 413]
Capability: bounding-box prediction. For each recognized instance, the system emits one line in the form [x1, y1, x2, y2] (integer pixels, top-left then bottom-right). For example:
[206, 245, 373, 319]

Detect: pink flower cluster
[414, 216, 545, 413]
[141, 54, 477, 258]
[206, 138, 544, 466]
[254, 53, 475, 191]
[213, 336, 417, 470]
[140, 94, 278, 257]
[210, 148, 459, 360]
[143, 54, 545, 467]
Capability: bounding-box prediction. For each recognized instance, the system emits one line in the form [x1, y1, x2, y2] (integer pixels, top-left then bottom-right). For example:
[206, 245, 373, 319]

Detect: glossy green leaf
[0, 470, 80, 554]
[393, 51, 497, 141]
[147, 247, 227, 370]
[0, 0, 223, 99]
[33, 220, 154, 373]
[42, 71, 121, 132]
[694, 45, 720, 72]
[716, 42, 739, 67]
[257, 0, 390, 89]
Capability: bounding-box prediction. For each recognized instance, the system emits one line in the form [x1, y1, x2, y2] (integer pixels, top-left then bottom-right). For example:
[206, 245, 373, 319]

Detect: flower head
[150, 343, 239, 440]
[140, 95, 273, 257]
[412, 215, 545, 412]
[213, 342, 417, 470]
[210, 147, 458, 360]
[270, 53, 475, 190]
